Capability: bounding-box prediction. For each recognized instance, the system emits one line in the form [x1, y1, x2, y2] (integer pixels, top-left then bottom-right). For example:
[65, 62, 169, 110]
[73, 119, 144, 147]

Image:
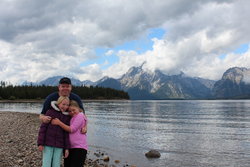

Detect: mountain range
[23, 66, 250, 100]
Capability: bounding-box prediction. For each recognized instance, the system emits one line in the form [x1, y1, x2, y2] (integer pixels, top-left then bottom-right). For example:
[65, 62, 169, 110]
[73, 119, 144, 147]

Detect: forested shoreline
[0, 84, 129, 100]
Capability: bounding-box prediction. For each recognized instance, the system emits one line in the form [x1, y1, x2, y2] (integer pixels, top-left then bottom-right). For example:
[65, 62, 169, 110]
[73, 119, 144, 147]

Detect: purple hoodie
[37, 103, 71, 149]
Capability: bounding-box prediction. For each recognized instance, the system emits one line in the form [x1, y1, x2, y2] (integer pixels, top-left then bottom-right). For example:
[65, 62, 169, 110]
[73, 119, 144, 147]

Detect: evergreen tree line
[0, 84, 130, 100]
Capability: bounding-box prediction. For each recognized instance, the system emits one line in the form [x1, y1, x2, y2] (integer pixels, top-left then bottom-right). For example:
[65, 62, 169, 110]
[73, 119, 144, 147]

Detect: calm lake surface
[1, 100, 250, 167]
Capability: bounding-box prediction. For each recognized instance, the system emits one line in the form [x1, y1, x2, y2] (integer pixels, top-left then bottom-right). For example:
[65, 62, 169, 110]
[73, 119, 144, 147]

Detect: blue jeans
[42, 146, 63, 167]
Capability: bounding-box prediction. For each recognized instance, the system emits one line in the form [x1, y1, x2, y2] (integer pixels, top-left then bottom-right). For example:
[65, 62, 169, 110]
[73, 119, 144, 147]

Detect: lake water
[1, 100, 250, 167]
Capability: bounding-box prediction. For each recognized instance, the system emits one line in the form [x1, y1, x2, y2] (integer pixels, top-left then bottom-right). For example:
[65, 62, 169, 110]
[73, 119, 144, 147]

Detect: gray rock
[103, 155, 110, 162]
[114, 160, 120, 163]
[145, 150, 161, 158]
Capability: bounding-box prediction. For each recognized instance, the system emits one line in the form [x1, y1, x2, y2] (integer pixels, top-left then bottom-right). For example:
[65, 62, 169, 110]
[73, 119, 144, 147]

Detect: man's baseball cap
[59, 77, 71, 84]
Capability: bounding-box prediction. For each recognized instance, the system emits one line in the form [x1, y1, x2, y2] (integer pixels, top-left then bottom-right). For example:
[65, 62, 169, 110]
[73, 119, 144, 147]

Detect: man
[39, 77, 84, 123]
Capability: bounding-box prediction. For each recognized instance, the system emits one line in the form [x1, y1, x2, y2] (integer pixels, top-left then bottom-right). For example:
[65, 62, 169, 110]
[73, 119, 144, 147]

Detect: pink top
[69, 112, 88, 150]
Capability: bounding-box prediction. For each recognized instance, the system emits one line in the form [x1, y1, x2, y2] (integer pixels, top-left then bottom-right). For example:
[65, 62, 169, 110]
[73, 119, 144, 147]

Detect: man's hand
[38, 145, 44, 151]
[39, 114, 52, 123]
[81, 125, 87, 134]
[51, 118, 61, 125]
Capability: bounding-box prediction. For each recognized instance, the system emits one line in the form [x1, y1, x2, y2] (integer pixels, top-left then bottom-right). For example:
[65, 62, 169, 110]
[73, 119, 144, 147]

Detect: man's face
[58, 84, 72, 96]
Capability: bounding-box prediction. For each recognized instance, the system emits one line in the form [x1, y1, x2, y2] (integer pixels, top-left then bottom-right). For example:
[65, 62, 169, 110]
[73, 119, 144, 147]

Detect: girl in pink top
[52, 100, 88, 167]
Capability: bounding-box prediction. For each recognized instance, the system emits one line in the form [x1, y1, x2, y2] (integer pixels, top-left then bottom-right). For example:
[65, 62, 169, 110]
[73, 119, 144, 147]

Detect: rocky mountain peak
[125, 66, 143, 77]
[119, 64, 153, 87]
[123, 62, 147, 78]
[222, 67, 250, 84]
[96, 76, 110, 83]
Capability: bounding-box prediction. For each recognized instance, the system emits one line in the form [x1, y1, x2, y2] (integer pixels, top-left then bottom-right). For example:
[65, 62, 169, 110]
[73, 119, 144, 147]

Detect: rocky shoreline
[0, 112, 137, 167]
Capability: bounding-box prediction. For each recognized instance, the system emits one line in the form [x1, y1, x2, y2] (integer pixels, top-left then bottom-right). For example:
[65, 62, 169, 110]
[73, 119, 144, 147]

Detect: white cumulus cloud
[0, 0, 250, 84]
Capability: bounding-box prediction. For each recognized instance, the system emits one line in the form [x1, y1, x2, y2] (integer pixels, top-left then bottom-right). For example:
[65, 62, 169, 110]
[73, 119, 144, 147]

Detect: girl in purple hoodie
[52, 100, 88, 167]
[37, 96, 71, 167]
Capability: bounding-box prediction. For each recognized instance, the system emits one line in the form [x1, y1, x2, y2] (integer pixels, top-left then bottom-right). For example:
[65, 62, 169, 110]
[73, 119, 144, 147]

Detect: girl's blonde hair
[70, 100, 84, 112]
[57, 96, 70, 105]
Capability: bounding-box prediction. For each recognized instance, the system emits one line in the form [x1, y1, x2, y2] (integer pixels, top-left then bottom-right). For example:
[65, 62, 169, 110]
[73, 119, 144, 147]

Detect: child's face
[68, 106, 80, 117]
[58, 99, 70, 112]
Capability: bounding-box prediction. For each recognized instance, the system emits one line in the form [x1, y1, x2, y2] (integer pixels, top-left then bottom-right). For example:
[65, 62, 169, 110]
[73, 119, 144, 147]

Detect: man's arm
[41, 92, 57, 114]
[40, 92, 58, 123]
[39, 114, 52, 123]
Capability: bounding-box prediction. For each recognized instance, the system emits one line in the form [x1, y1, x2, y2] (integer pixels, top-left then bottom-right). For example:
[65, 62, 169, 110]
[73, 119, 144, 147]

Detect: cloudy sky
[1, 0, 250, 84]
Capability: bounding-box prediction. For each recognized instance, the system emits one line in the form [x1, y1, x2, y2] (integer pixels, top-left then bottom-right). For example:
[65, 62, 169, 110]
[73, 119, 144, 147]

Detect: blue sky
[219, 44, 249, 59]
[234, 44, 249, 54]
[88, 28, 166, 70]
[93, 27, 250, 69]
[0, 0, 250, 84]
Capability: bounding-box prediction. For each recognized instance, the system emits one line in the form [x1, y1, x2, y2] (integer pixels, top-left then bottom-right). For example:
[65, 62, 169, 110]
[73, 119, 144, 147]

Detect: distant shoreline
[0, 99, 44, 103]
[0, 99, 130, 103]
[0, 98, 249, 103]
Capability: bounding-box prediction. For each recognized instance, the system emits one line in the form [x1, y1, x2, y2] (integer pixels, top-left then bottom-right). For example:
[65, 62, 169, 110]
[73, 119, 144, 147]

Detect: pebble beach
[0, 112, 137, 167]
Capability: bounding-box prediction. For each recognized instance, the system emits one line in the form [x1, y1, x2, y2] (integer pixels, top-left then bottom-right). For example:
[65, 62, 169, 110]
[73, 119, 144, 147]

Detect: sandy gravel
[0, 112, 42, 167]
